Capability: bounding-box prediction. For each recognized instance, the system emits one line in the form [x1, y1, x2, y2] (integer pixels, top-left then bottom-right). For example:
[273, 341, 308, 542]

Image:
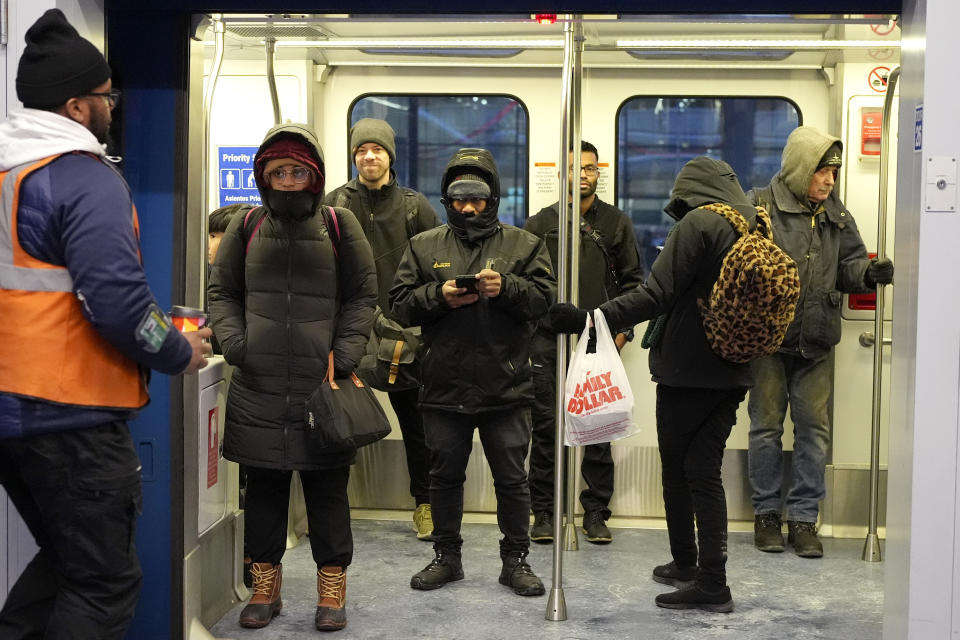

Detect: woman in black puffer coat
[209, 123, 376, 632]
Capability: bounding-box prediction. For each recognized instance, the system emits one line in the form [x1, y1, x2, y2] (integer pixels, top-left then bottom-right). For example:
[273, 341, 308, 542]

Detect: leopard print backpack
[697, 202, 801, 363]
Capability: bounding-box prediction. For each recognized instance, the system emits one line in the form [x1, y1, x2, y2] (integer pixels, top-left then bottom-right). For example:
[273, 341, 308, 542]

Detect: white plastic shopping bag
[563, 309, 638, 446]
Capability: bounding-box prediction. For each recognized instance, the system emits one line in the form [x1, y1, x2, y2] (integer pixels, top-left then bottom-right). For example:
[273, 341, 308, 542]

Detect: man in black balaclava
[389, 148, 556, 597]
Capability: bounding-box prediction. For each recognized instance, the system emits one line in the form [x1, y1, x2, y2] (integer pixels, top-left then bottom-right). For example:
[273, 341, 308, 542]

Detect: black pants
[423, 408, 532, 559]
[656, 385, 746, 590]
[388, 388, 431, 506]
[0, 422, 143, 640]
[244, 466, 353, 568]
[528, 335, 614, 519]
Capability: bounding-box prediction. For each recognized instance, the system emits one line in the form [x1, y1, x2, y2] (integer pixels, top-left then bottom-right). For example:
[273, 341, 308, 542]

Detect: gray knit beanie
[350, 118, 396, 164]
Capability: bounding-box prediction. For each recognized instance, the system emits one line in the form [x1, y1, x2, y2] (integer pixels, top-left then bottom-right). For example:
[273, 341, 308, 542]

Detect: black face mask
[266, 190, 315, 220]
[445, 206, 500, 243]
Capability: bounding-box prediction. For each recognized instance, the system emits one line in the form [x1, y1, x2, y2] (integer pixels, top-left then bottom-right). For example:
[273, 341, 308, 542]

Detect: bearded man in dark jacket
[209, 123, 377, 632]
[746, 126, 894, 558]
[551, 156, 757, 614]
[389, 148, 555, 597]
[524, 140, 644, 544]
[324, 118, 442, 541]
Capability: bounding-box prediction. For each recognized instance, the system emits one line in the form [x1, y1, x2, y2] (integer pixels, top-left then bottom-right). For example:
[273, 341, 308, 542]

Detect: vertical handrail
[200, 15, 225, 299]
[564, 17, 584, 556]
[265, 37, 282, 125]
[546, 14, 574, 624]
[862, 65, 899, 563]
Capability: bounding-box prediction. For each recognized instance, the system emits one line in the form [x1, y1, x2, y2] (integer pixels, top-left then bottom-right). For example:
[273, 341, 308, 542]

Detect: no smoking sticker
[869, 66, 891, 93]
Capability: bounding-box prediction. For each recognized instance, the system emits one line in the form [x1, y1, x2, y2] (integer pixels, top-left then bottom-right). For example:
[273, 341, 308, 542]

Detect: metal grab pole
[546, 14, 575, 623]
[862, 66, 899, 563]
[200, 14, 225, 300]
[564, 18, 584, 555]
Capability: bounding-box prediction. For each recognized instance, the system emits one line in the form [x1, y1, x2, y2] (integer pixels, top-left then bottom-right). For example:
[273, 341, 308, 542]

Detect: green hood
[778, 126, 841, 203]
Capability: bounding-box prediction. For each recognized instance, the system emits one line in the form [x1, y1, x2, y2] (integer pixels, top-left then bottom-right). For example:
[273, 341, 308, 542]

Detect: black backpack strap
[401, 188, 420, 239]
[581, 220, 621, 293]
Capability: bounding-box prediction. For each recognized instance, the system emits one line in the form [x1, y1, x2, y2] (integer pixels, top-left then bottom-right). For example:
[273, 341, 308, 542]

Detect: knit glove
[865, 257, 894, 287]
[548, 303, 589, 334]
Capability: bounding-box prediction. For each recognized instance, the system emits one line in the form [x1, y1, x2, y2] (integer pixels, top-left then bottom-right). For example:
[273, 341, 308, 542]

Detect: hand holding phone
[455, 275, 479, 295]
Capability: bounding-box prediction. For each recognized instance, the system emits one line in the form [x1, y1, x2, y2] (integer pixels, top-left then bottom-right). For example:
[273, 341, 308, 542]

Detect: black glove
[865, 257, 894, 286]
[548, 303, 589, 334]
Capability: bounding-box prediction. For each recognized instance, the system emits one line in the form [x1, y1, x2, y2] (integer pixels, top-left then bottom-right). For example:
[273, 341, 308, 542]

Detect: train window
[616, 97, 800, 271]
[350, 95, 529, 227]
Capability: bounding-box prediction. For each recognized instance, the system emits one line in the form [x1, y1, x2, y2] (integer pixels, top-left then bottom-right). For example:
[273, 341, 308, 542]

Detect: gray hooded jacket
[209, 123, 377, 470]
[747, 126, 872, 361]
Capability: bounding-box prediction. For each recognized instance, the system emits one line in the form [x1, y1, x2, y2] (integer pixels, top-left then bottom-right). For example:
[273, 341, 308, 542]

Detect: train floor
[209, 512, 884, 640]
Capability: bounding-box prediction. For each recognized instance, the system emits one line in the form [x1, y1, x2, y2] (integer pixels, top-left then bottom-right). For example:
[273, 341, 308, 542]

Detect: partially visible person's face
[566, 150, 599, 198]
[208, 231, 224, 265]
[354, 142, 391, 185]
[82, 79, 113, 145]
[264, 158, 316, 192]
[451, 198, 487, 215]
[808, 166, 837, 203]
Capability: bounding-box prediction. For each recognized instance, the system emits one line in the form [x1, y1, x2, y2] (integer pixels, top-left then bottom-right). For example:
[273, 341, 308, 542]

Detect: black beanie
[817, 142, 843, 170]
[16, 9, 111, 109]
[350, 118, 396, 164]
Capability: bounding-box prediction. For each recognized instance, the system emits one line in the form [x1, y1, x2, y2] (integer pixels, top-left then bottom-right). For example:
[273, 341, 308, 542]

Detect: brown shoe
[239, 562, 282, 628]
[315, 566, 347, 631]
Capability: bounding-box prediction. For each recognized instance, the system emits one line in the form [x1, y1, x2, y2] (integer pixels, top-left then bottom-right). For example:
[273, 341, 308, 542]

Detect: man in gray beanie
[0, 9, 211, 639]
[324, 118, 442, 541]
[747, 126, 893, 558]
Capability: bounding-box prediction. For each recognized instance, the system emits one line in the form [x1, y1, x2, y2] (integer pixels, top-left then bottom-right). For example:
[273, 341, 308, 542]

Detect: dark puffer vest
[208, 124, 377, 470]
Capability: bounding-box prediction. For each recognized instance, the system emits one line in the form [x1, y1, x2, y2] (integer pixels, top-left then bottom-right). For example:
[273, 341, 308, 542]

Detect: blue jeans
[748, 353, 832, 523]
[423, 408, 532, 559]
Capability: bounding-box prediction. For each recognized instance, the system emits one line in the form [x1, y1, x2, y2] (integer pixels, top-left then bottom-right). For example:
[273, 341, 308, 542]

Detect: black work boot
[787, 520, 824, 558]
[582, 510, 613, 544]
[315, 566, 347, 632]
[499, 553, 545, 596]
[529, 511, 554, 544]
[655, 584, 734, 613]
[239, 562, 283, 628]
[652, 561, 698, 589]
[410, 551, 464, 590]
[754, 512, 785, 553]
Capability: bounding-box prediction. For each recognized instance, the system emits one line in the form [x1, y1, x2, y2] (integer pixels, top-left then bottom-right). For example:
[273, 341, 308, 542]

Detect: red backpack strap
[323, 206, 341, 257]
[242, 206, 267, 255]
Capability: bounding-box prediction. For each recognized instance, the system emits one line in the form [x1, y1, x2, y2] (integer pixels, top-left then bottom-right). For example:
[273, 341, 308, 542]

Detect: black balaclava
[440, 148, 502, 243]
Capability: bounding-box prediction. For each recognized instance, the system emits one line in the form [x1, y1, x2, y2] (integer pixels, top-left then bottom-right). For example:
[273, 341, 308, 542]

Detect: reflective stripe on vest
[0, 155, 149, 409]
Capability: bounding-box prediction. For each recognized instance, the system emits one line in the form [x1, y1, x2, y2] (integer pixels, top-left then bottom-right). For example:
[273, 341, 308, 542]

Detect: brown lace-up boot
[315, 566, 347, 631]
[238, 562, 282, 628]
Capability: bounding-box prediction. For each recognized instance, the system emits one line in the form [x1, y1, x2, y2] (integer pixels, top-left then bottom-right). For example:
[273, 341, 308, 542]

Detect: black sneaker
[787, 520, 824, 558]
[655, 584, 734, 613]
[410, 552, 464, 590]
[582, 510, 612, 544]
[499, 554, 545, 596]
[652, 561, 698, 588]
[754, 512, 785, 553]
[530, 511, 554, 544]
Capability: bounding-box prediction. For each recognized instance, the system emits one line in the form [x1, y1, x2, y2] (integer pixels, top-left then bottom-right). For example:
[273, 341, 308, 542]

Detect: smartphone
[455, 275, 479, 295]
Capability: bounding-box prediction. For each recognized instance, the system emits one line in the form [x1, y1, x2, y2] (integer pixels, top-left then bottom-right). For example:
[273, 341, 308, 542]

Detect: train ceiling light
[616, 39, 900, 49]
[271, 39, 564, 48]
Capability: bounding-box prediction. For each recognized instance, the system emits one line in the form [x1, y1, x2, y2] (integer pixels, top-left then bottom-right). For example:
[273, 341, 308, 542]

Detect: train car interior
[8, 2, 960, 638]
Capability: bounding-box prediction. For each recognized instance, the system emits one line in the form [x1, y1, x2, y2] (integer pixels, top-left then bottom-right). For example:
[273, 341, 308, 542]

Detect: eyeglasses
[579, 165, 600, 176]
[82, 89, 121, 110]
[268, 166, 313, 184]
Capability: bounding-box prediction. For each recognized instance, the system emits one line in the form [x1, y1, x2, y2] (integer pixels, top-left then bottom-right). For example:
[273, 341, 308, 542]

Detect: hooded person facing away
[208, 123, 377, 632]
[550, 156, 757, 613]
[389, 148, 555, 598]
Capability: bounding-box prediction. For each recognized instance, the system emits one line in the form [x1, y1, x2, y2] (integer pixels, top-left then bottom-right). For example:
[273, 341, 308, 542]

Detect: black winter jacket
[323, 174, 441, 313]
[524, 197, 644, 332]
[389, 224, 556, 413]
[209, 124, 377, 470]
[599, 156, 754, 389]
[748, 127, 872, 361]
